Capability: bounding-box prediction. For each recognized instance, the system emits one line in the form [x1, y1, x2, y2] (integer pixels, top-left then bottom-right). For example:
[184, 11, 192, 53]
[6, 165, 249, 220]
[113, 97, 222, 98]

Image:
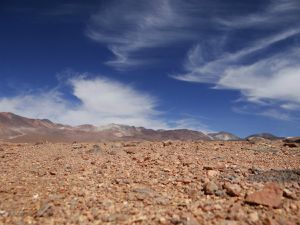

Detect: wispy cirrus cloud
[172, 0, 300, 121]
[85, 0, 220, 69]
[218, 0, 300, 29]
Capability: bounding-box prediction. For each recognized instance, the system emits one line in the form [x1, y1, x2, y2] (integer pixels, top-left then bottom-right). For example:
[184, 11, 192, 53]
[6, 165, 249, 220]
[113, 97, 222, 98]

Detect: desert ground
[0, 140, 299, 225]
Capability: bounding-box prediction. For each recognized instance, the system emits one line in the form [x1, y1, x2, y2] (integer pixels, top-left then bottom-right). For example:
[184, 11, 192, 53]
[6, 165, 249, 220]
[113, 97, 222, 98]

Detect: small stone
[113, 142, 122, 148]
[219, 220, 238, 225]
[49, 171, 56, 175]
[207, 170, 220, 178]
[248, 212, 259, 223]
[203, 166, 214, 170]
[245, 182, 283, 207]
[72, 143, 82, 149]
[154, 196, 169, 205]
[264, 217, 278, 225]
[185, 214, 200, 225]
[176, 178, 192, 184]
[36, 203, 54, 217]
[163, 141, 172, 147]
[102, 214, 117, 222]
[283, 188, 297, 200]
[123, 142, 137, 147]
[223, 183, 241, 197]
[124, 148, 138, 154]
[87, 144, 102, 154]
[159, 217, 167, 224]
[204, 181, 219, 195]
[0, 210, 8, 217]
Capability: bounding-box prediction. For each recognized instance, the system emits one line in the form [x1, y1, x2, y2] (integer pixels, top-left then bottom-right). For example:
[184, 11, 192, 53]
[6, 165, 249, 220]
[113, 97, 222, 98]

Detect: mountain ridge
[1, 112, 240, 142]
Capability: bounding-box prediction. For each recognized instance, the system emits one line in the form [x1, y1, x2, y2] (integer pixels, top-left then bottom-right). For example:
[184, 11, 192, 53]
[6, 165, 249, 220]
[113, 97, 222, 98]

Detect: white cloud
[170, 117, 213, 133]
[232, 106, 292, 121]
[175, 42, 300, 114]
[0, 76, 170, 129]
[259, 109, 291, 121]
[218, 0, 300, 29]
[86, 0, 205, 69]
[174, 29, 300, 83]
[0, 76, 213, 130]
[172, 0, 300, 120]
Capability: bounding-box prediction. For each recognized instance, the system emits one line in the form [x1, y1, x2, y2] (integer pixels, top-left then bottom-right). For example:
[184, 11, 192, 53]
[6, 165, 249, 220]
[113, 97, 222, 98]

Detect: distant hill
[0, 112, 241, 142]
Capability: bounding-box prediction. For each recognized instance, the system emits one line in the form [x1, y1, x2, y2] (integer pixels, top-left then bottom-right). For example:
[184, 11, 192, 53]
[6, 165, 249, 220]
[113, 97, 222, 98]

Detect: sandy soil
[0, 140, 299, 224]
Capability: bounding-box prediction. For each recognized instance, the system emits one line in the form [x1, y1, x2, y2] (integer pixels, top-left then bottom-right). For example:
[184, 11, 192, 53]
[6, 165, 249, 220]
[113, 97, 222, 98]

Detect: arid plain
[0, 139, 299, 225]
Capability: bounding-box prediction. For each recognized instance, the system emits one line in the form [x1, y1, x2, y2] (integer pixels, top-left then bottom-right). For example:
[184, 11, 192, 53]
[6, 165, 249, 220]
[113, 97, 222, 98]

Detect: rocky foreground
[0, 140, 299, 224]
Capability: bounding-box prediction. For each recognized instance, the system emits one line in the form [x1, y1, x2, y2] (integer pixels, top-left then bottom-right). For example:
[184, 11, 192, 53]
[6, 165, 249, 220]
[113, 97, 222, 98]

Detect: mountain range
[0, 112, 242, 142]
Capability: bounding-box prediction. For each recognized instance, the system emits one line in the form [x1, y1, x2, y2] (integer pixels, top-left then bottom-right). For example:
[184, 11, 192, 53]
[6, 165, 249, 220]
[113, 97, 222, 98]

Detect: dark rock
[283, 143, 298, 148]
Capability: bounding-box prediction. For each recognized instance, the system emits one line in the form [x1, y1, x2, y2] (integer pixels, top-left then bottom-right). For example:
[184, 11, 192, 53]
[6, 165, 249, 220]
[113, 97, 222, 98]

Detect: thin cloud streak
[172, 0, 300, 120]
[86, 0, 209, 69]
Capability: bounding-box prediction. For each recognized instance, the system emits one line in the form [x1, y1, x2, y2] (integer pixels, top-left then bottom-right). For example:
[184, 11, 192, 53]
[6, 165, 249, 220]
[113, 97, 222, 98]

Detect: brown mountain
[0, 112, 239, 142]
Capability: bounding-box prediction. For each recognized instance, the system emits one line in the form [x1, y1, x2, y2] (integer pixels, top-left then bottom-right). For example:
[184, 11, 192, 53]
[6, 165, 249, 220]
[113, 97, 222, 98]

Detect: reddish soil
[0, 140, 299, 224]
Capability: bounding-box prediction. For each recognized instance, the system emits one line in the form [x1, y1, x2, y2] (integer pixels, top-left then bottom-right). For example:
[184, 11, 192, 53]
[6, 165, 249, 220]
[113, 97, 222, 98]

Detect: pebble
[248, 211, 259, 223]
[283, 188, 297, 200]
[204, 181, 219, 195]
[223, 183, 242, 197]
[207, 170, 220, 178]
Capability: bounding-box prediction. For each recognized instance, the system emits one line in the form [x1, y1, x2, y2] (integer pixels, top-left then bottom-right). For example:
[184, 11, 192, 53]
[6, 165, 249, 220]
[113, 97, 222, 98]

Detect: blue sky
[0, 0, 300, 137]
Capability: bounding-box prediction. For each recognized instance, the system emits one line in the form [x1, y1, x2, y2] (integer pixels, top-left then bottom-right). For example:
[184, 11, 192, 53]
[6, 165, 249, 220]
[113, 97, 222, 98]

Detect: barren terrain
[0, 140, 299, 224]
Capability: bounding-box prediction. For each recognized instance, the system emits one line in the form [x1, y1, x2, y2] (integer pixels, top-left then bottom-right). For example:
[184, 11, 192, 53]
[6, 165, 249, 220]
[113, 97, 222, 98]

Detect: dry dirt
[0, 140, 299, 225]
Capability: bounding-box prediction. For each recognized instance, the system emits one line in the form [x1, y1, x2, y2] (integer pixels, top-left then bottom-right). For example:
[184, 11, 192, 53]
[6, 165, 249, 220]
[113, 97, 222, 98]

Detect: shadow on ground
[248, 169, 300, 183]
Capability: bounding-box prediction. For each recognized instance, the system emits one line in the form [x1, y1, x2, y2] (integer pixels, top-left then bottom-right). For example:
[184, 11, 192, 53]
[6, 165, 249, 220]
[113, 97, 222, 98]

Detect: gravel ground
[0, 140, 299, 224]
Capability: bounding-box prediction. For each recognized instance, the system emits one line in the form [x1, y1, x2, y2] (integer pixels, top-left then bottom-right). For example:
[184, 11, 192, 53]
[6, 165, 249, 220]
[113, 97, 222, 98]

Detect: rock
[219, 220, 239, 225]
[245, 182, 283, 207]
[123, 142, 137, 147]
[36, 203, 54, 217]
[176, 178, 192, 184]
[207, 170, 220, 178]
[283, 143, 298, 148]
[163, 141, 172, 147]
[204, 181, 219, 195]
[49, 171, 56, 175]
[223, 183, 241, 197]
[112, 142, 122, 148]
[154, 196, 169, 205]
[263, 217, 279, 225]
[283, 188, 297, 200]
[248, 212, 259, 223]
[86, 144, 102, 154]
[72, 143, 82, 150]
[124, 148, 138, 154]
[185, 214, 200, 225]
[203, 166, 214, 170]
[34, 142, 44, 146]
[227, 202, 245, 220]
[0, 210, 8, 217]
[284, 137, 300, 143]
[0, 148, 4, 152]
